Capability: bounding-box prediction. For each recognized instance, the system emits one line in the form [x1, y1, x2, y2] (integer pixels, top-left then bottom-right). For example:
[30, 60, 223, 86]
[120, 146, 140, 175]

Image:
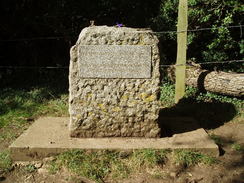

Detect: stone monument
[69, 26, 161, 138]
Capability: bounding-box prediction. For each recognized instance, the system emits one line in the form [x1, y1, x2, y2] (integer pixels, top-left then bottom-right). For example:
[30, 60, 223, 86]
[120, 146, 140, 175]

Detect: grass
[231, 143, 244, 152]
[24, 164, 37, 173]
[0, 151, 12, 174]
[48, 149, 169, 182]
[173, 150, 217, 166]
[48, 149, 216, 182]
[0, 86, 68, 175]
[0, 79, 242, 181]
[0, 87, 68, 139]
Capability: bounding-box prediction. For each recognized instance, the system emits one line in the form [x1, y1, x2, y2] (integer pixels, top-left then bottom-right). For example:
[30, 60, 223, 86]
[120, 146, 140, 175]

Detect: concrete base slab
[9, 117, 219, 161]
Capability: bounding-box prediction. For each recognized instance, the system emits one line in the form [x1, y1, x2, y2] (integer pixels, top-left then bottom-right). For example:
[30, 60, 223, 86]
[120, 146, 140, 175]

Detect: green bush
[153, 0, 243, 72]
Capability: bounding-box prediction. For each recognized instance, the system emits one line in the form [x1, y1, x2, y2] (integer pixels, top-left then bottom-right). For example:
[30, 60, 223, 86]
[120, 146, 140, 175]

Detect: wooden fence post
[175, 0, 188, 103]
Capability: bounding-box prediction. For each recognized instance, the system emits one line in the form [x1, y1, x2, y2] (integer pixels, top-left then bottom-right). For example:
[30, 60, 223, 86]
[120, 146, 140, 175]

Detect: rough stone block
[69, 26, 161, 137]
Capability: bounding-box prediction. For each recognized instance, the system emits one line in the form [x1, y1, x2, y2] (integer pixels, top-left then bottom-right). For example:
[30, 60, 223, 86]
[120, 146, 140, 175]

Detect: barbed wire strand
[0, 60, 243, 70]
[240, 24, 243, 38]
[0, 66, 69, 69]
[0, 36, 72, 42]
[141, 25, 244, 34]
[0, 24, 243, 42]
[160, 59, 244, 67]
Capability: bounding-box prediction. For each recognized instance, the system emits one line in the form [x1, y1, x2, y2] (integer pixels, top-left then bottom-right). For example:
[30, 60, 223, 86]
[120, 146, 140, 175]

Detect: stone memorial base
[69, 26, 162, 138]
[9, 117, 219, 161]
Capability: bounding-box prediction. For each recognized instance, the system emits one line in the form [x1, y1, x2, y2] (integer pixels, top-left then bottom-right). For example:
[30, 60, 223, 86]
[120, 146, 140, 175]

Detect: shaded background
[0, 0, 243, 85]
[0, 0, 161, 67]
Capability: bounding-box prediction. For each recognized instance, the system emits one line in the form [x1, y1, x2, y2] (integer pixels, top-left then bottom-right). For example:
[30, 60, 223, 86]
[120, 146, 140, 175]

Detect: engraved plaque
[78, 45, 151, 78]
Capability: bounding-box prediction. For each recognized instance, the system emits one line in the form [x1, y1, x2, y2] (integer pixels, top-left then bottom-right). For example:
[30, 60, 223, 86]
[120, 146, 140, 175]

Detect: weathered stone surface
[9, 117, 219, 161]
[79, 45, 151, 78]
[69, 26, 161, 137]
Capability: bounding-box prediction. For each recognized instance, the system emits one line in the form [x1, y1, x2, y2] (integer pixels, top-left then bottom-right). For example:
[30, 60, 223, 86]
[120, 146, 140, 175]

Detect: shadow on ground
[158, 97, 237, 137]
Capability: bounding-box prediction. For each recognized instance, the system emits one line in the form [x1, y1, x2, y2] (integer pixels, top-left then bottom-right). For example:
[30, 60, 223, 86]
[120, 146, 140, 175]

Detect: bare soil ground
[1, 119, 244, 183]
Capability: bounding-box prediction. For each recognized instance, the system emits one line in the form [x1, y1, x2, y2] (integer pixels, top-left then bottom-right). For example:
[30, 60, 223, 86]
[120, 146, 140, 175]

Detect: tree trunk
[167, 65, 244, 97]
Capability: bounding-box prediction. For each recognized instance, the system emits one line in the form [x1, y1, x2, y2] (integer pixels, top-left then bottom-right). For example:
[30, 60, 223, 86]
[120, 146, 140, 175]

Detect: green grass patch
[173, 150, 217, 166]
[231, 143, 244, 152]
[48, 149, 169, 183]
[129, 149, 168, 169]
[49, 149, 217, 182]
[0, 88, 68, 141]
[0, 151, 12, 173]
[24, 164, 37, 173]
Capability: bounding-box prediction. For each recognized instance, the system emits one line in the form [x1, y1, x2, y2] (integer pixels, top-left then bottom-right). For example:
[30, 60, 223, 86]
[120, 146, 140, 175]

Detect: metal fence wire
[0, 24, 243, 69]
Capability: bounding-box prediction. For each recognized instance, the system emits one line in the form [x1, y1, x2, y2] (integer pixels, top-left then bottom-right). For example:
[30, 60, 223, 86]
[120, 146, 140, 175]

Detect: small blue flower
[116, 22, 123, 27]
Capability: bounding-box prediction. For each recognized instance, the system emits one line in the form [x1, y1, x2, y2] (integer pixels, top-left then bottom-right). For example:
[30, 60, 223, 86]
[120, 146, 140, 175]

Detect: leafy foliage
[153, 0, 243, 71]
